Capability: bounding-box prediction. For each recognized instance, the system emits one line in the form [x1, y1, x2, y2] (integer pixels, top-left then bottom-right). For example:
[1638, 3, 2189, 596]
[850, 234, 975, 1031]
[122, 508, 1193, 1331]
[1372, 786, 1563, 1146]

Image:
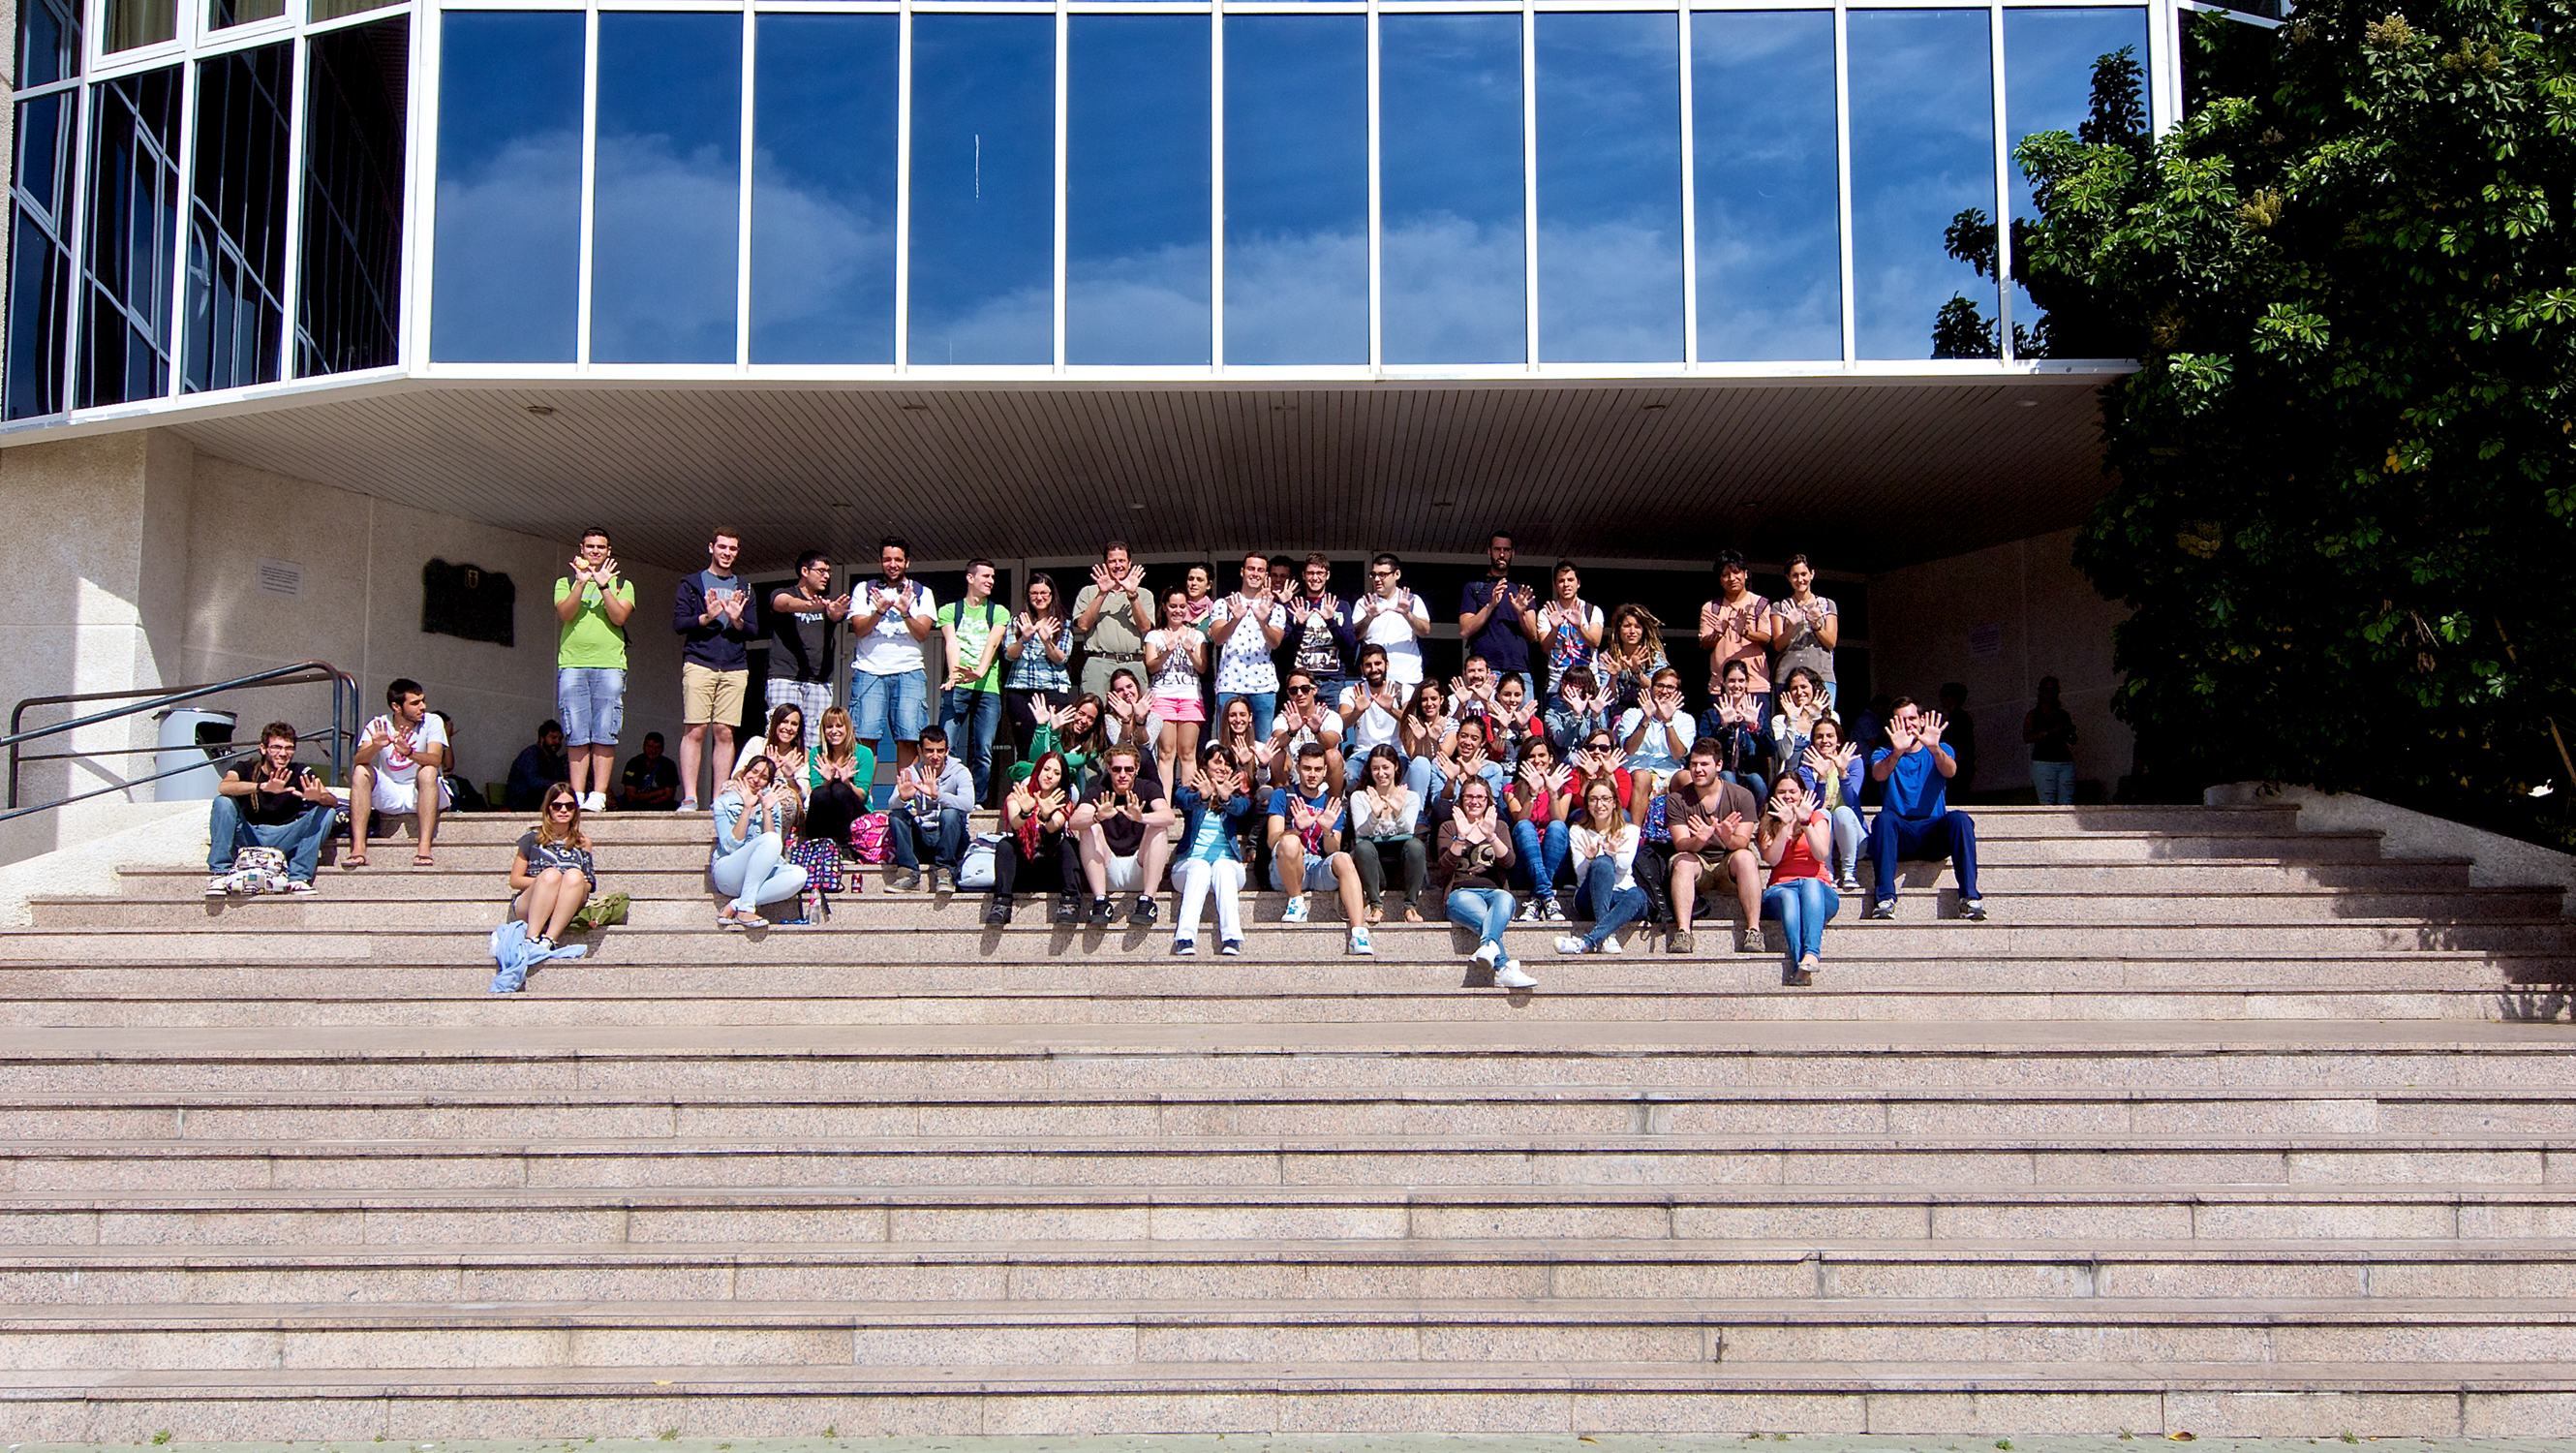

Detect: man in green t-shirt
[553, 528, 635, 812]
[936, 558, 1008, 806]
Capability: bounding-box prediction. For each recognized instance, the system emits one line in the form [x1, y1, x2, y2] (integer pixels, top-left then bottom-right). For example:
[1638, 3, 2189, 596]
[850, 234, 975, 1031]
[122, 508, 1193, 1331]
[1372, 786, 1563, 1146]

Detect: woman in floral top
[1002, 572, 1075, 767]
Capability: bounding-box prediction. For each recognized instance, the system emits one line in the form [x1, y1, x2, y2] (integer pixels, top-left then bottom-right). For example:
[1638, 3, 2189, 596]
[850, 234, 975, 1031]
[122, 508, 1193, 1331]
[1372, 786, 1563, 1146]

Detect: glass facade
[2, 0, 2163, 422]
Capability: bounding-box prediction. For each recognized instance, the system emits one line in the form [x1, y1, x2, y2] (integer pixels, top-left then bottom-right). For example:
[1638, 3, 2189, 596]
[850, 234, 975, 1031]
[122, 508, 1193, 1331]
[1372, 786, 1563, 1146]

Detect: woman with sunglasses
[508, 783, 597, 954]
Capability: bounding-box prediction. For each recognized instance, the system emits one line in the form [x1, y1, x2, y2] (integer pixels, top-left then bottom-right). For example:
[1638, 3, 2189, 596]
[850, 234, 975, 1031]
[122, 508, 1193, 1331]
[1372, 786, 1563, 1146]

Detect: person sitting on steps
[346, 677, 451, 869]
[206, 722, 337, 896]
[508, 782, 597, 953]
[1865, 696, 1987, 921]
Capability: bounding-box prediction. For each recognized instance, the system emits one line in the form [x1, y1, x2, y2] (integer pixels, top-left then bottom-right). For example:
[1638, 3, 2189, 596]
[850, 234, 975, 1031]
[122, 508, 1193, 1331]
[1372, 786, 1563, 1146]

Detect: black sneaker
[1053, 894, 1082, 924]
[1088, 896, 1115, 927]
[982, 895, 1012, 926]
[1960, 897, 1988, 921]
[1129, 895, 1160, 927]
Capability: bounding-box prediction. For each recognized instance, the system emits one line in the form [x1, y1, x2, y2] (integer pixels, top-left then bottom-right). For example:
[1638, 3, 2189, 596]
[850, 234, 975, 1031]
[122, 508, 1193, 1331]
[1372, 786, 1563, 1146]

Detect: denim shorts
[557, 666, 627, 746]
[850, 667, 930, 746]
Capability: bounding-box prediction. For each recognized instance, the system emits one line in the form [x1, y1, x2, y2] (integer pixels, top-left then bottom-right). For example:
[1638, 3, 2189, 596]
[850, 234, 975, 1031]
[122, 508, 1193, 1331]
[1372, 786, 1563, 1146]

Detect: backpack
[848, 812, 891, 864]
[216, 846, 291, 896]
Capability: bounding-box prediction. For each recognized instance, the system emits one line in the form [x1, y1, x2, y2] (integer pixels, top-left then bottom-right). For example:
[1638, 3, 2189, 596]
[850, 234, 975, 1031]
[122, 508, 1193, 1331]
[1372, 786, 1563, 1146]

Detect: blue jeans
[1512, 819, 1570, 900]
[940, 687, 1003, 804]
[709, 831, 807, 913]
[1216, 690, 1276, 741]
[2031, 759, 2075, 805]
[1763, 875, 1841, 963]
[1578, 858, 1648, 948]
[1869, 811, 1980, 905]
[555, 666, 627, 747]
[1445, 885, 1517, 955]
[889, 805, 967, 871]
[206, 796, 337, 881]
[851, 668, 930, 755]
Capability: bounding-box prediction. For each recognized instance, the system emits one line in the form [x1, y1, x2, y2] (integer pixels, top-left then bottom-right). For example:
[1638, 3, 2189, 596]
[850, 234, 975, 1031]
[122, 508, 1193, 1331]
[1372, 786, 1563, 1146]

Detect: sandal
[341, 851, 369, 870]
[412, 852, 435, 867]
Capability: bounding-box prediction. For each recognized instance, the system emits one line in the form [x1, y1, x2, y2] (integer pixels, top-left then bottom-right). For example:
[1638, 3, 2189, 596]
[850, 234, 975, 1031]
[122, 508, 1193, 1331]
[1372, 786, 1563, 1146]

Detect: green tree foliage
[2015, 0, 2576, 822]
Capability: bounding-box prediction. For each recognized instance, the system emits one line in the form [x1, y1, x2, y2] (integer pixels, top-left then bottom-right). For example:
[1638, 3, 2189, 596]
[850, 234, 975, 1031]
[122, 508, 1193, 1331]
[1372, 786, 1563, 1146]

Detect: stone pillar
[1, 431, 197, 863]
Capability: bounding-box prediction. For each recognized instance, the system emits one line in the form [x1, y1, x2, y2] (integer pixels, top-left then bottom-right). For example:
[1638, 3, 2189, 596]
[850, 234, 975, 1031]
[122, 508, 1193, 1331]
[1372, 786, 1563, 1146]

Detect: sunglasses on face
[1289, 686, 1315, 696]
[547, 802, 576, 813]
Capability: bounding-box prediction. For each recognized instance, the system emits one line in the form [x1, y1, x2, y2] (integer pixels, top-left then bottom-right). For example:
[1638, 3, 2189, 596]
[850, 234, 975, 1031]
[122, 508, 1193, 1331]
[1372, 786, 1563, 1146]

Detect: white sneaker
[1598, 933, 1624, 954]
[1540, 899, 1568, 922]
[1493, 959, 1539, 990]
[1471, 942, 1500, 968]
[581, 791, 606, 813]
[1348, 927, 1374, 956]
[1516, 898, 1542, 922]
[1554, 934, 1590, 955]
[1281, 895, 1311, 924]
[204, 874, 231, 898]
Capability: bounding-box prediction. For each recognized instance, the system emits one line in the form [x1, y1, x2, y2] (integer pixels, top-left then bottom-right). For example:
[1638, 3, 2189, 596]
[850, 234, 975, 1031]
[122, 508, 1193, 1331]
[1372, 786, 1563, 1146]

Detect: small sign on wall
[256, 559, 302, 597]
[1968, 622, 2004, 663]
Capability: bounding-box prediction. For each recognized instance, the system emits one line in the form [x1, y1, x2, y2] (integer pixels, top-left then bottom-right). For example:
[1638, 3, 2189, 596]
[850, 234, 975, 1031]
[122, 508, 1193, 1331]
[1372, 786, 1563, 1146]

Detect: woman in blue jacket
[1171, 743, 1258, 956]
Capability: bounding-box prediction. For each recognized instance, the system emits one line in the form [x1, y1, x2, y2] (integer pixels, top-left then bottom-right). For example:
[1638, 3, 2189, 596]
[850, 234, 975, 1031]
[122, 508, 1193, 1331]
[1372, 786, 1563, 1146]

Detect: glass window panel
[751, 13, 896, 364]
[2003, 7, 2148, 358]
[184, 42, 291, 392]
[430, 12, 581, 363]
[104, 0, 175, 52]
[1381, 14, 1525, 365]
[208, 0, 286, 31]
[592, 15, 742, 364]
[1068, 15, 1210, 366]
[907, 15, 1054, 366]
[1848, 9, 1999, 360]
[1535, 12, 1682, 363]
[80, 66, 182, 407]
[1222, 15, 1365, 366]
[9, 92, 78, 417]
[21, 0, 78, 88]
[1692, 11, 1841, 362]
[308, 0, 400, 23]
[297, 15, 407, 377]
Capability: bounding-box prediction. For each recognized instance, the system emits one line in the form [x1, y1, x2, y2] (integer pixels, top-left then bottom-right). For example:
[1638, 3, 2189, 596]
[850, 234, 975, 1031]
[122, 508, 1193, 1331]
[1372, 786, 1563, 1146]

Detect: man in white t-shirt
[1352, 552, 1432, 687]
[848, 536, 938, 783]
[346, 677, 454, 867]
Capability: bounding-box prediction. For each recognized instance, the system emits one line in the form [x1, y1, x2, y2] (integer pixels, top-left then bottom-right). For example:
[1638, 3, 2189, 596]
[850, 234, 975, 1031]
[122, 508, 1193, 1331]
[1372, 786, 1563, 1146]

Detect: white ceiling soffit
[160, 377, 2116, 574]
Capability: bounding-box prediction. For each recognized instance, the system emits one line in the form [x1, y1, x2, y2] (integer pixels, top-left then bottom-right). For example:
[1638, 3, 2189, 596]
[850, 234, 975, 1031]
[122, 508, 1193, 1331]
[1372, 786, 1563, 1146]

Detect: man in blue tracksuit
[1864, 696, 1986, 921]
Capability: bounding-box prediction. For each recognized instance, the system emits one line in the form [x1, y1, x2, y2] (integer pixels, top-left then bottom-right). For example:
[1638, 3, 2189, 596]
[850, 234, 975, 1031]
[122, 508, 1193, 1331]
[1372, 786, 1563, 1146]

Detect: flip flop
[412, 853, 435, 867]
[342, 852, 369, 869]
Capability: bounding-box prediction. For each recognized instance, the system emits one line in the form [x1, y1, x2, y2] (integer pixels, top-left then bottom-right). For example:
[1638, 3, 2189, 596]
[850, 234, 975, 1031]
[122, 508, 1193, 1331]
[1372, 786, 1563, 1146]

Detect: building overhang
[5, 368, 2125, 573]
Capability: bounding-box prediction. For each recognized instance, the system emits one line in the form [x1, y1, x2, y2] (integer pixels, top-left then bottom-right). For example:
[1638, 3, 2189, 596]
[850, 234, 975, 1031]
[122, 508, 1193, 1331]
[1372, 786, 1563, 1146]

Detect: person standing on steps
[1209, 553, 1289, 740]
[1865, 696, 1986, 921]
[935, 558, 1008, 806]
[507, 783, 597, 954]
[1145, 588, 1209, 797]
[671, 526, 756, 812]
[206, 722, 337, 895]
[1458, 531, 1537, 699]
[1773, 553, 1840, 710]
[2025, 675, 2080, 806]
[1073, 541, 1155, 700]
[767, 549, 849, 751]
[553, 527, 633, 812]
[1282, 552, 1359, 710]
[346, 677, 451, 869]
[1353, 553, 1432, 690]
[848, 537, 938, 788]
[1698, 549, 1777, 725]
[1526, 559, 1604, 710]
[1001, 572, 1075, 768]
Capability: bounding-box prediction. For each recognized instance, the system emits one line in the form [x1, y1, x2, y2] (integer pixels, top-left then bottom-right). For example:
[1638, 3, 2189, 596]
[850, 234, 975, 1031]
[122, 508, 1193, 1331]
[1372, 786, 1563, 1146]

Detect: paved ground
[21, 1438, 2576, 1453]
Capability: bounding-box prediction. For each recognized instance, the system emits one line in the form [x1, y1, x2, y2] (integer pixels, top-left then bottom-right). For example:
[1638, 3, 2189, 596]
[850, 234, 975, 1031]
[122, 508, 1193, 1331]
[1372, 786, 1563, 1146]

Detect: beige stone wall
[1867, 526, 2132, 801]
[2, 430, 690, 865]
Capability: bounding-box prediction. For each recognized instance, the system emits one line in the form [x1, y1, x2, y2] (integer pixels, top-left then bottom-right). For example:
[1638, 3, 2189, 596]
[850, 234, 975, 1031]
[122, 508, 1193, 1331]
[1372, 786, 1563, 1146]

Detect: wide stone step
[120, 855, 2487, 897]
[4, 918, 2563, 962]
[12, 1181, 2574, 1247]
[1, 1357, 2561, 1439]
[5, 1129, 2565, 1193]
[8, 1083, 2572, 1142]
[13, 1235, 2576, 1306]
[8, 1294, 2576, 1372]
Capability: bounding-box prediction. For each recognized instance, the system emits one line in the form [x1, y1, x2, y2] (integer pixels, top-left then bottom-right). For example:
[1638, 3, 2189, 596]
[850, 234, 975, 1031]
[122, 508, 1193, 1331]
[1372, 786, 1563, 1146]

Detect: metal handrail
[5, 661, 359, 820]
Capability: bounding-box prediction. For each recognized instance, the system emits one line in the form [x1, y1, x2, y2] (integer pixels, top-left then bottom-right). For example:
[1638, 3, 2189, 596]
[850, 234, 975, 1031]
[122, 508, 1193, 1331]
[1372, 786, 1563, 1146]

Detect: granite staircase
[3, 801, 2574, 1439]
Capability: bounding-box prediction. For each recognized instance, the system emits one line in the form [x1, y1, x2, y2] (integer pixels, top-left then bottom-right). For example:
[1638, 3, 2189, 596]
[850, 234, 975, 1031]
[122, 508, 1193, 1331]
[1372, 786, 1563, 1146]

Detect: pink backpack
[848, 812, 891, 864]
